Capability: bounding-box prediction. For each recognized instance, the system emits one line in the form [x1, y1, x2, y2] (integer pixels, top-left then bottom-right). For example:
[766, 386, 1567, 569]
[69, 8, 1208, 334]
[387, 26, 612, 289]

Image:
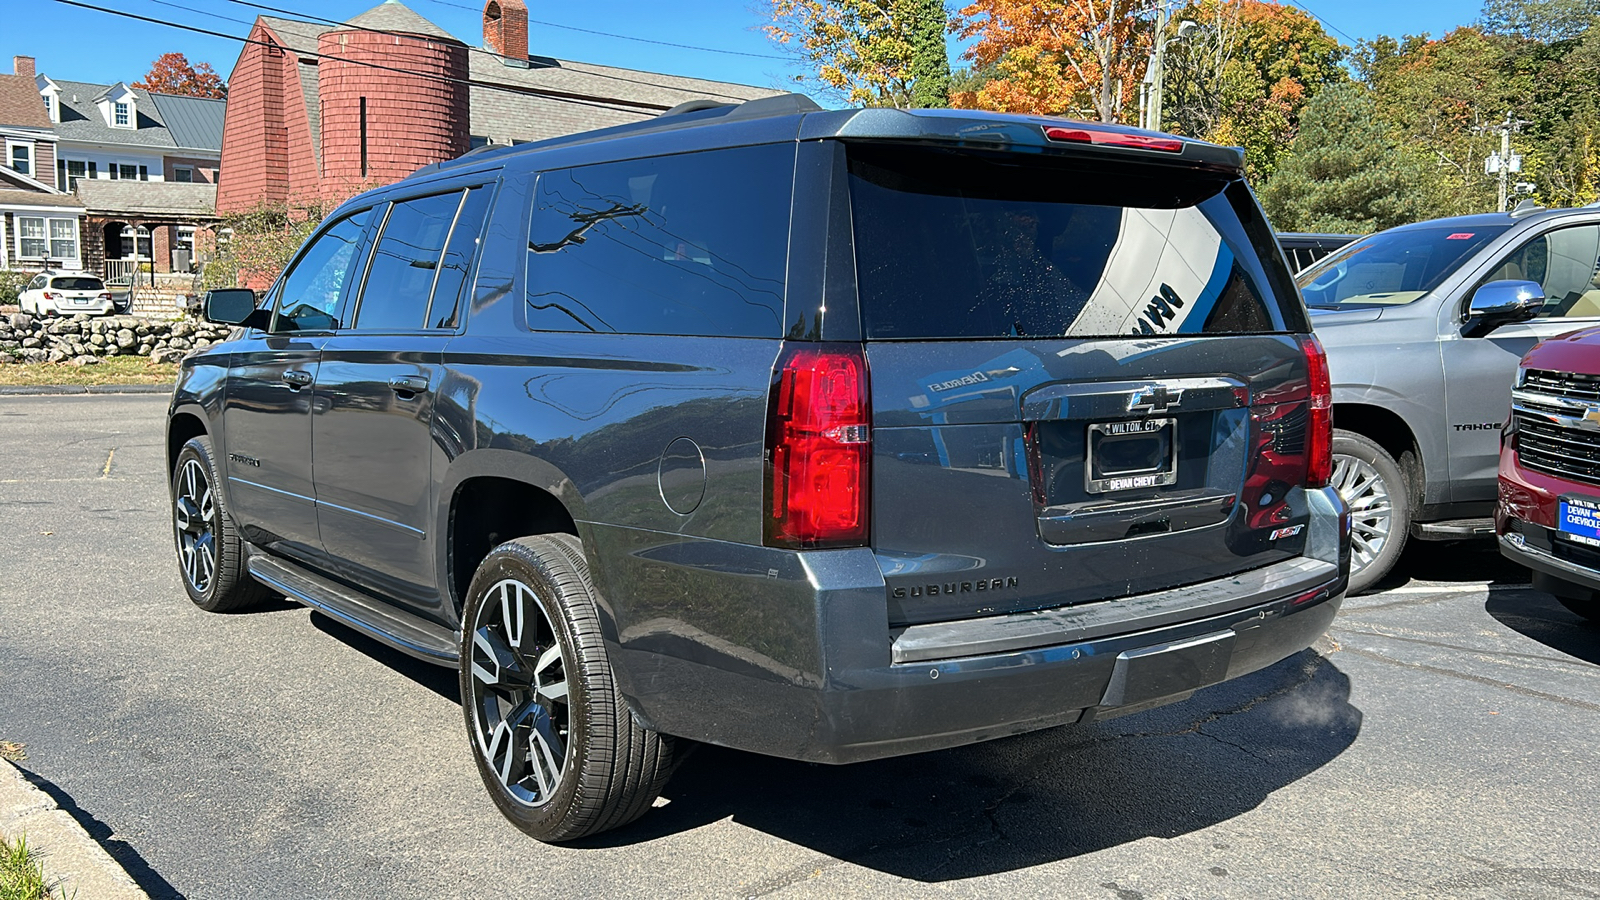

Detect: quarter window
[1484, 224, 1600, 319]
[524, 144, 792, 338]
[271, 209, 372, 332]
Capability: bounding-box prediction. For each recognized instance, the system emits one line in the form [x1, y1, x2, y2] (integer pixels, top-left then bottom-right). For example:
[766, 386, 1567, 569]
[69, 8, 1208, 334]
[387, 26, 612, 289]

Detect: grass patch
[0, 833, 51, 900]
[0, 356, 177, 387]
[0, 743, 22, 763]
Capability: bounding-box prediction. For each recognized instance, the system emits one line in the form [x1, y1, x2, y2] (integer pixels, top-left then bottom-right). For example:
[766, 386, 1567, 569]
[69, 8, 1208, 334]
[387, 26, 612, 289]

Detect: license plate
[1085, 417, 1177, 494]
[1558, 495, 1600, 544]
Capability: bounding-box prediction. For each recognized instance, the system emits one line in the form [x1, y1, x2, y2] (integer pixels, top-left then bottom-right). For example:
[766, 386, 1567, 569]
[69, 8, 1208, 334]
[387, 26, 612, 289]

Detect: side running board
[247, 552, 461, 666]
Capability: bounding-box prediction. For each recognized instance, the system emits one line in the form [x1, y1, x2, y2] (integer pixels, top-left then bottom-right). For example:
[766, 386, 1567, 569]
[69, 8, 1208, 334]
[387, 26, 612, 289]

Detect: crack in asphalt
[1341, 645, 1600, 712]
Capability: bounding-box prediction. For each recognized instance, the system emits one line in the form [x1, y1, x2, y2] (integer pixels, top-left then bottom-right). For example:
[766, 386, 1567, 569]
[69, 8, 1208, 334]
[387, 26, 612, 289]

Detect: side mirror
[203, 289, 270, 330]
[1465, 279, 1544, 337]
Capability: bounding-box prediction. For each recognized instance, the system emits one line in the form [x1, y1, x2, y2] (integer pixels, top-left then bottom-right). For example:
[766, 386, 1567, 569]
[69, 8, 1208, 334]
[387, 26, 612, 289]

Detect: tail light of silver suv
[764, 343, 871, 548]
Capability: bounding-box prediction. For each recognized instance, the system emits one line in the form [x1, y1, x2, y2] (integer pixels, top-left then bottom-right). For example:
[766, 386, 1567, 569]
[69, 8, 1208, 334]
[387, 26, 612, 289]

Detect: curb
[0, 759, 151, 900]
[0, 384, 174, 395]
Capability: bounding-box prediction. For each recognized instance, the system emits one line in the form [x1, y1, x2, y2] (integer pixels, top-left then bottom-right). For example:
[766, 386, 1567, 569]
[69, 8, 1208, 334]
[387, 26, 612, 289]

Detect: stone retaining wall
[0, 313, 231, 366]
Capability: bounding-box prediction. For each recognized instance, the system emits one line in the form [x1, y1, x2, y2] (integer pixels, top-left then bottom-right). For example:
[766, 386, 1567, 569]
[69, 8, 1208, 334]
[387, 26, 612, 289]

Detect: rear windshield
[847, 144, 1300, 340]
[51, 276, 104, 291]
[1296, 224, 1511, 308]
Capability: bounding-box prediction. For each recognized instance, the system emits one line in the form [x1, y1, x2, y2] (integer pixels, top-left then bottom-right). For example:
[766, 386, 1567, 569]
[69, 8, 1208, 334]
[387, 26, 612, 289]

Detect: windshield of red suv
[1296, 224, 1511, 308]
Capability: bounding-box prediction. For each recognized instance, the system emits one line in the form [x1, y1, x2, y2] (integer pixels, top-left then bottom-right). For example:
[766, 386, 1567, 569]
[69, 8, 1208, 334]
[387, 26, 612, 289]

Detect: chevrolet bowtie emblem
[1128, 385, 1183, 414]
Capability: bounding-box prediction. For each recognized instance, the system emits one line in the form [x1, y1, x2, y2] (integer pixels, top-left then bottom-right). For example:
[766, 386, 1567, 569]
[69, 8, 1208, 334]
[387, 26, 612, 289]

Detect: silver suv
[1303, 204, 1600, 591]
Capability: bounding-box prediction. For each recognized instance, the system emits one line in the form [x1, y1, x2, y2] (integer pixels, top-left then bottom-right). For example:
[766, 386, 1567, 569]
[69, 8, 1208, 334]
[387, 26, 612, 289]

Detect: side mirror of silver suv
[1465, 279, 1544, 337]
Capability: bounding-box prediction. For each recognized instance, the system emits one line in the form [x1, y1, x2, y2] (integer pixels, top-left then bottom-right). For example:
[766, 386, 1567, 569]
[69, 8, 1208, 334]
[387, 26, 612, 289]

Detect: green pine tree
[907, 0, 951, 108]
[1260, 83, 1442, 233]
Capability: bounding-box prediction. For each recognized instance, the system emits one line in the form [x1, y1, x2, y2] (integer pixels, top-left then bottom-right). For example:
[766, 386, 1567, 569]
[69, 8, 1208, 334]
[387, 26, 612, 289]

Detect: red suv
[1498, 326, 1600, 623]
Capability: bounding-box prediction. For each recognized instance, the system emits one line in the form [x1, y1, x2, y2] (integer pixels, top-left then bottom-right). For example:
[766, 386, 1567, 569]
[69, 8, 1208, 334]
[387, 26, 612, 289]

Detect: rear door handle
[389, 375, 430, 395]
[282, 370, 312, 388]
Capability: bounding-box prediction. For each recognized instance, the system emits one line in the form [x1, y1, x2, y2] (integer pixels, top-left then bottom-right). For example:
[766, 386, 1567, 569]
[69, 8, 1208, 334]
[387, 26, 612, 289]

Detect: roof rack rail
[662, 99, 736, 116]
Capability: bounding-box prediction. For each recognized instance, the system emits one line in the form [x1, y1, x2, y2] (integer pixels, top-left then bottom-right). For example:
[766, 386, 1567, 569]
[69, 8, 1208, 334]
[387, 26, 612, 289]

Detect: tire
[171, 435, 272, 612]
[1331, 430, 1411, 594]
[459, 534, 675, 842]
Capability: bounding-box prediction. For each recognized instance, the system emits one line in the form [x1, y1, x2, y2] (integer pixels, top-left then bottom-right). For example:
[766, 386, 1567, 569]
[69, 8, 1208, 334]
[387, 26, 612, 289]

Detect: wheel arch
[167, 409, 209, 476]
[437, 450, 587, 621]
[1333, 403, 1424, 502]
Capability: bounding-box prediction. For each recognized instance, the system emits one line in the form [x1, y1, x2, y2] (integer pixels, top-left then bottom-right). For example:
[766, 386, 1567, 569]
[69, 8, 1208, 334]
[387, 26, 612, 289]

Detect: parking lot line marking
[101, 448, 116, 478]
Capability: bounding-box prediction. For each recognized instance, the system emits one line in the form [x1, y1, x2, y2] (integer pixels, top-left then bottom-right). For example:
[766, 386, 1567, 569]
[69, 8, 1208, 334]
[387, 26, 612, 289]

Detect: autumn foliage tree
[952, 0, 1153, 122]
[132, 52, 226, 98]
[765, 0, 951, 107]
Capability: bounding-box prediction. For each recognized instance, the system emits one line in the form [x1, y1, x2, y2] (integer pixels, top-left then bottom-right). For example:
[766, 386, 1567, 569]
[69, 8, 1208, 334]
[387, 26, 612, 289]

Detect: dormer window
[37, 76, 61, 123]
[114, 102, 130, 126]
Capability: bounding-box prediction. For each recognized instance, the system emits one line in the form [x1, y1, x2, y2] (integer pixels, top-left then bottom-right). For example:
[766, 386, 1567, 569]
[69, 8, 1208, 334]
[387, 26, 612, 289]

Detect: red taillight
[765, 343, 870, 548]
[43, 292, 58, 300]
[1299, 334, 1333, 488]
[1043, 126, 1184, 153]
[98, 292, 112, 301]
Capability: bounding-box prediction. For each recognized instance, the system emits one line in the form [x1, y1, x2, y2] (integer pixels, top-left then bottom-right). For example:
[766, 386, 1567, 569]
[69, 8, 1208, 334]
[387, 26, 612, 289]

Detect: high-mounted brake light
[1299, 334, 1333, 488]
[1043, 126, 1184, 153]
[765, 343, 871, 548]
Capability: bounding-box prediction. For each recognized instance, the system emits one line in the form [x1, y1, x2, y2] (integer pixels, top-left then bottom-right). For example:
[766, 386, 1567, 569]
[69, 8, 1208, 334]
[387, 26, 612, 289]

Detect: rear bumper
[609, 486, 1349, 764]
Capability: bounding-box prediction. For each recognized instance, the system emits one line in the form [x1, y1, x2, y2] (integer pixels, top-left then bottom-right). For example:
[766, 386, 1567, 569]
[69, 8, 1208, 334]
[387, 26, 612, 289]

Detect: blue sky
[2, 0, 1488, 98]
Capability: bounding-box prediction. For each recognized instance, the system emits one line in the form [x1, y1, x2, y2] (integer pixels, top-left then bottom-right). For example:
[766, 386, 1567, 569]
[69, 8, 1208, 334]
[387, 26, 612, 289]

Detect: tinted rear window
[52, 277, 104, 291]
[847, 144, 1296, 340]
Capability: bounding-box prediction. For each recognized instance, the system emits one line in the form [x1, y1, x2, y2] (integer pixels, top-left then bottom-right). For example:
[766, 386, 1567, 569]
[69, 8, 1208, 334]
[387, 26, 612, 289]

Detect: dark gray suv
[168, 95, 1350, 841]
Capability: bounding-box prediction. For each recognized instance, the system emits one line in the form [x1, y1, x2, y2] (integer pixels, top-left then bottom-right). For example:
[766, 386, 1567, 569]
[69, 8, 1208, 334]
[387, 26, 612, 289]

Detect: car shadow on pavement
[307, 612, 461, 701]
[1369, 539, 1532, 593]
[582, 647, 1361, 881]
[1485, 586, 1600, 666]
[18, 767, 190, 900]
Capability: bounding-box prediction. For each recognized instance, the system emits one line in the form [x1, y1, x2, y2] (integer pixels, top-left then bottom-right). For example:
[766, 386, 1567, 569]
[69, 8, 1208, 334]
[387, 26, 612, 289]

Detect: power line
[412, 0, 789, 60]
[49, 0, 675, 113]
[1283, 0, 1358, 45]
[218, 0, 759, 101]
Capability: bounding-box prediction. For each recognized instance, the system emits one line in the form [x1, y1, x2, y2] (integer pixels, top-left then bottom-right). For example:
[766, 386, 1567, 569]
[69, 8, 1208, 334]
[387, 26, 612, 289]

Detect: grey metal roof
[50, 80, 176, 149]
[74, 180, 217, 216]
[148, 94, 225, 151]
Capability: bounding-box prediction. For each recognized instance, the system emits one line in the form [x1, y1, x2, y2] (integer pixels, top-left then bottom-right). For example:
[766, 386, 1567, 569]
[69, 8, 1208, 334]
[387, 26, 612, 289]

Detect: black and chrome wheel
[460, 534, 674, 842]
[171, 435, 270, 612]
[1331, 430, 1411, 594]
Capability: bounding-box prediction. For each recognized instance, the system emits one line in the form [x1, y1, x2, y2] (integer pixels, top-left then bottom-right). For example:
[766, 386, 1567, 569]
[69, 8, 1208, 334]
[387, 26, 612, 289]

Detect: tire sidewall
[172, 437, 224, 609]
[1333, 429, 1411, 594]
[458, 543, 593, 838]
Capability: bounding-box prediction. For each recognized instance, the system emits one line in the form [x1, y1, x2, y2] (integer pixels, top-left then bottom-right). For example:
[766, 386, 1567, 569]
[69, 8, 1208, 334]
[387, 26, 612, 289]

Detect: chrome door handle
[389, 375, 430, 395]
[282, 370, 312, 388]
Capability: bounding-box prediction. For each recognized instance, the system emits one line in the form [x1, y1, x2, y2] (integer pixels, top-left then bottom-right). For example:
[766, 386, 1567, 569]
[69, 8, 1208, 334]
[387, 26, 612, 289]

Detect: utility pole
[1481, 112, 1529, 213]
[1143, 2, 1170, 131]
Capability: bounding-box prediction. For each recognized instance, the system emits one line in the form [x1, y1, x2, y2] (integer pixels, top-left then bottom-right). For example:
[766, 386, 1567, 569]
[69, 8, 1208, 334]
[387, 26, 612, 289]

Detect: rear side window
[51, 276, 104, 291]
[524, 143, 792, 338]
[356, 192, 465, 331]
[847, 143, 1293, 339]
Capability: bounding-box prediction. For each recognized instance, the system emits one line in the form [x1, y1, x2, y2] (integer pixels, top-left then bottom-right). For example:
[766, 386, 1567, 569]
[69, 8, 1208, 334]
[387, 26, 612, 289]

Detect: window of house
[120, 225, 152, 259]
[57, 159, 88, 192]
[524, 144, 793, 338]
[9, 143, 31, 176]
[174, 166, 193, 183]
[177, 226, 195, 252]
[109, 163, 142, 181]
[114, 102, 130, 126]
[17, 218, 47, 258]
[49, 219, 78, 261]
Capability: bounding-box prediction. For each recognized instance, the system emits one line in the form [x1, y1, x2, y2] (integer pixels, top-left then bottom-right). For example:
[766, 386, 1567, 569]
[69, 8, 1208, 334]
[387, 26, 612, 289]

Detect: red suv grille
[1514, 368, 1600, 486]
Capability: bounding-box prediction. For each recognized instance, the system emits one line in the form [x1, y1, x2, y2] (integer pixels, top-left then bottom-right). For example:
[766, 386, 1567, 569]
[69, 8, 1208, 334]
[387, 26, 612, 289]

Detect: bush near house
[0, 271, 27, 307]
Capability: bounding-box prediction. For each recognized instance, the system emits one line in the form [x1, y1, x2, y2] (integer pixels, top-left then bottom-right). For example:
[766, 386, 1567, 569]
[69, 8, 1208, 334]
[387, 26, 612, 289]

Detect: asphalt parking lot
[2, 393, 1598, 899]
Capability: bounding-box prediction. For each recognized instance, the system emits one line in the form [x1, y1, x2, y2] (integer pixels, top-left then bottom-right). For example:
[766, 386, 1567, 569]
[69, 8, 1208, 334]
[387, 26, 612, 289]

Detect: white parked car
[18, 271, 116, 316]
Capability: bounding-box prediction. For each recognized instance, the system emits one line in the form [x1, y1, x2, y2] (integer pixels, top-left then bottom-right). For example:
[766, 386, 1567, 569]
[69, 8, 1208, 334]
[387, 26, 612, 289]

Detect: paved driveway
[1, 394, 1597, 899]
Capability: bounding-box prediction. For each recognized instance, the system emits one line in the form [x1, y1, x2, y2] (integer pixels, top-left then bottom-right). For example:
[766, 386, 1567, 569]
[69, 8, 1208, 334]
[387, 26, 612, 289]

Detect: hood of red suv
[1521, 325, 1600, 375]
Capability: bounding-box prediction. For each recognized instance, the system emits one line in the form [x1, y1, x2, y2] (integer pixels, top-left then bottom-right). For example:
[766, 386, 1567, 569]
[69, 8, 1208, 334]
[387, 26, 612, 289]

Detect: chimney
[14, 56, 35, 78]
[482, 0, 528, 63]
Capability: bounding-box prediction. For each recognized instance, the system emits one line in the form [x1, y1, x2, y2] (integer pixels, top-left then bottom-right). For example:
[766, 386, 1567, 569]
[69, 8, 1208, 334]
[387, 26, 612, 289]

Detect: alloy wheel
[1332, 452, 1393, 577]
[174, 458, 218, 593]
[469, 579, 571, 808]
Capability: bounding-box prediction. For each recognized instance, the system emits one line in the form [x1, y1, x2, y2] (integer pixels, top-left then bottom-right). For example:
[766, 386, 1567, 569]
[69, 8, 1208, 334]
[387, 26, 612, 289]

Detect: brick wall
[317, 29, 469, 202]
[483, 0, 528, 61]
[216, 22, 292, 213]
[163, 156, 220, 184]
